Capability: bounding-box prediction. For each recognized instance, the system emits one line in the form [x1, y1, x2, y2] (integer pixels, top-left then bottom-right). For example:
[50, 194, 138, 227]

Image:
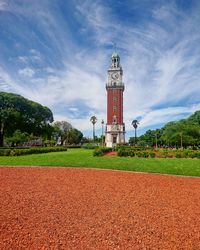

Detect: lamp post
[101, 119, 104, 146]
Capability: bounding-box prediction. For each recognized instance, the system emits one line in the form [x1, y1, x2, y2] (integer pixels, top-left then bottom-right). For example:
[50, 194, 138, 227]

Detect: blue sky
[0, 0, 200, 139]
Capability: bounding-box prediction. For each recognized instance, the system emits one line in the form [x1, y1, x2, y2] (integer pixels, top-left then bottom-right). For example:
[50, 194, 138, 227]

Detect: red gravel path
[0, 167, 200, 249]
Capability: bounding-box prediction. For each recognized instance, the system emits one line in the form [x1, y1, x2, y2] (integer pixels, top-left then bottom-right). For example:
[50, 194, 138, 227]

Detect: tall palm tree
[90, 116, 97, 142]
[101, 119, 104, 146]
[132, 119, 139, 145]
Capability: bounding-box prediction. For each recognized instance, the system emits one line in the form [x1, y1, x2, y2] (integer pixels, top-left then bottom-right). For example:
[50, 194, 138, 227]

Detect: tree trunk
[134, 128, 137, 146]
[0, 122, 4, 147]
[155, 134, 158, 148]
[180, 132, 183, 149]
[101, 124, 104, 146]
[93, 124, 95, 142]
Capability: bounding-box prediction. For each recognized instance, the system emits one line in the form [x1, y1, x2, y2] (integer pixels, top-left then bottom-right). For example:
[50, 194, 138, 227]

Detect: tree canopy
[0, 92, 53, 146]
[52, 121, 83, 145]
[130, 110, 200, 148]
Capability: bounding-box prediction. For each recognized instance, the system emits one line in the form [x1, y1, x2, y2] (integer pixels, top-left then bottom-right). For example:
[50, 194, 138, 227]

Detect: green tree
[67, 128, 83, 145]
[90, 116, 97, 142]
[0, 92, 53, 146]
[131, 119, 139, 145]
[53, 121, 72, 145]
[5, 130, 28, 146]
[134, 129, 161, 147]
[138, 111, 200, 148]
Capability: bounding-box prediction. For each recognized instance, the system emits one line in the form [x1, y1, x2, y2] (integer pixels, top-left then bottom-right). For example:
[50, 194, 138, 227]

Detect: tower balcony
[106, 83, 125, 90]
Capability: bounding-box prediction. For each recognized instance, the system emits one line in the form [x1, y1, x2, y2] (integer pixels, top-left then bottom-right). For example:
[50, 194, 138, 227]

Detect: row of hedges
[117, 148, 200, 159]
[114, 145, 154, 152]
[82, 143, 99, 149]
[118, 149, 156, 158]
[93, 147, 112, 156]
[0, 147, 68, 156]
[92, 145, 200, 159]
[175, 151, 200, 159]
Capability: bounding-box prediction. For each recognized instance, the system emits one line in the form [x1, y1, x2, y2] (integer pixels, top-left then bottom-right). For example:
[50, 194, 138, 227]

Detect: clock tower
[105, 52, 125, 147]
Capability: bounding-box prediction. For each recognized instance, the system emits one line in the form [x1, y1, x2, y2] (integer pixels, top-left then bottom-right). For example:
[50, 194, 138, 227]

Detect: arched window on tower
[113, 96, 117, 102]
[113, 115, 117, 124]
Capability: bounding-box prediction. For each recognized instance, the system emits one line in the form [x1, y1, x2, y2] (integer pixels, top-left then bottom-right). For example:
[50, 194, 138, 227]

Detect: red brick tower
[105, 52, 125, 147]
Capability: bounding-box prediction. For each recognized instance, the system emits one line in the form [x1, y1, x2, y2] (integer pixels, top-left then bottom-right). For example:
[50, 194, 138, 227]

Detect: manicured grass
[0, 148, 200, 176]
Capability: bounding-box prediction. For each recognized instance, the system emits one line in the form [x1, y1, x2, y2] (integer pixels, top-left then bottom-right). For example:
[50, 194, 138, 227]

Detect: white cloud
[18, 67, 35, 77]
[0, 0, 8, 11]
[30, 49, 42, 61]
[140, 104, 200, 128]
[45, 67, 56, 74]
[1, 0, 200, 137]
[18, 51, 42, 65]
[75, 0, 117, 44]
[18, 56, 28, 63]
[69, 107, 79, 112]
[0, 67, 28, 94]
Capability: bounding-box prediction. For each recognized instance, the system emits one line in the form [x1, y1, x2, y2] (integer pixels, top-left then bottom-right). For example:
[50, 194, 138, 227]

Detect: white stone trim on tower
[105, 124, 125, 147]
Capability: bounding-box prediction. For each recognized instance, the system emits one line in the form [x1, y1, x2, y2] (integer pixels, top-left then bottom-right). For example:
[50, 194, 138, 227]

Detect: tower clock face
[111, 72, 119, 80]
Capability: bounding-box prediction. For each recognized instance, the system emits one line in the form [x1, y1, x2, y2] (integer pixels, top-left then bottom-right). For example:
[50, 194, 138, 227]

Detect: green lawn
[0, 148, 200, 177]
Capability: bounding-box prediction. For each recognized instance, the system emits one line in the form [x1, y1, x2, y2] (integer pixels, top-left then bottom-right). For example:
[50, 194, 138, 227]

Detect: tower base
[105, 124, 125, 147]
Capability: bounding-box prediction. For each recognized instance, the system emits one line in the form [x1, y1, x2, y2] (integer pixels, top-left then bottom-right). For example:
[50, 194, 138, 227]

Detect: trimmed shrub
[66, 145, 81, 148]
[117, 149, 130, 157]
[0, 149, 11, 156]
[93, 147, 112, 157]
[93, 148, 104, 156]
[142, 152, 149, 158]
[136, 152, 143, 158]
[129, 151, 135, 157]
[93, 146, 200, 159]
[176, 152, 183, 158]
[162, 151, 169, 158]
[149, 152, 156, 158]
[82, 143, 98, 149]
[0, 147, 67, 156]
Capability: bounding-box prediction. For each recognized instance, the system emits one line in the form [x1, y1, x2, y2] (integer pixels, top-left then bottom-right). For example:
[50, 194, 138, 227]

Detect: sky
[0, 0, 200, 139]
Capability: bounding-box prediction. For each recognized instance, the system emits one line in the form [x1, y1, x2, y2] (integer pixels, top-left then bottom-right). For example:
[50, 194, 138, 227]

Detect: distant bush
[66, 145, 81, 148]
[82, 143, 98, 149]
[0, 147, 67, 156]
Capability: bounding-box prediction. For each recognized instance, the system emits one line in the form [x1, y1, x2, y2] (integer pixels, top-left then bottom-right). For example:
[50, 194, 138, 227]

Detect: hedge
[0, 147, 67, 156]
[93, 147, 112, 156]
[116, 147, 200, 159]
[82, 143, 99, 149]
